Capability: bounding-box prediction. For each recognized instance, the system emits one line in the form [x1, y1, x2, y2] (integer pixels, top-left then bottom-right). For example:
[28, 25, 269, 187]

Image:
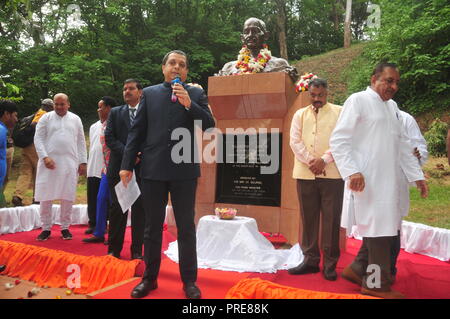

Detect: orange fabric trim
[226, 278, 379, 299]
[0, 240, 140, 294]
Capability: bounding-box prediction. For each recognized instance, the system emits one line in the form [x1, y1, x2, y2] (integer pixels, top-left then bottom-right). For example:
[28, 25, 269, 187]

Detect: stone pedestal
[195, 72, 346, 251]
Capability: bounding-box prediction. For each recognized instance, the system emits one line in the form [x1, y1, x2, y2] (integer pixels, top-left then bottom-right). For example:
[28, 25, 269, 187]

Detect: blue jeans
[93, 174, 111, 238]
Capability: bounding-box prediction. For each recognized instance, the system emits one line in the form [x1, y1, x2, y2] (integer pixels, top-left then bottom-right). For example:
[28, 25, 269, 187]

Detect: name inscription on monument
[215, 133, 282, 207]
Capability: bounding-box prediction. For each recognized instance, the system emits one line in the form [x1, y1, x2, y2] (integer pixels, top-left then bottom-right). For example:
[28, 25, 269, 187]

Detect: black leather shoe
[131, 280, 157, 298]
[84, 227, 94, 235]
[288, 263, 320, 275]
[323, 268, 338, 281]
[131, 252, 143, 260]
[183, 282, 201, 299]
[82, 236, 105, 243]
[0, 264, 6, 273]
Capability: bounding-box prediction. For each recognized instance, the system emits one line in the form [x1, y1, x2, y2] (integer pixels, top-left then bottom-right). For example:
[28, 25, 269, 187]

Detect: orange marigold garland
[235, 44, 272, 74]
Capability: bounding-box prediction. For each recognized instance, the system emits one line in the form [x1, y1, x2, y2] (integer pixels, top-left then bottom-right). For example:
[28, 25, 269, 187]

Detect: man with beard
[288, 78, 344, 281]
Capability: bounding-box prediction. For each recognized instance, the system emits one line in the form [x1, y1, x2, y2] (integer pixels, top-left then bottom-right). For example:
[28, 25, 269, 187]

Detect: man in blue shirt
[0, 100, 18, 189]
[0, 100, 18, 273]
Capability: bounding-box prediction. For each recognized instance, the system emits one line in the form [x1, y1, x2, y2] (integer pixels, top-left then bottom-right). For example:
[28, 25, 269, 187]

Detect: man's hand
[415, 180, 428, 198]
[349, 172, 365, 192]
[308, 158, 326, 175]
[413, 147, 422, 160]
[119, 170, 133, 188]
[78, 163, 87, 176]
[172, 83, 191, 109]
[43, 157, 56, 169]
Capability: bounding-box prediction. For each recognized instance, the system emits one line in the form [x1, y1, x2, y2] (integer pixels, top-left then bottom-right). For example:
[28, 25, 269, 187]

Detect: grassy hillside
[293, 42, 367, 106]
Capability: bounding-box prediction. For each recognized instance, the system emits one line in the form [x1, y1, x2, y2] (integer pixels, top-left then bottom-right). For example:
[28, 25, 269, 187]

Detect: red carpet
[93, 258, 250, 299]
[0, 225, 175, 262]
[2, 226, 449, 299]
[248, 238, 450, 299]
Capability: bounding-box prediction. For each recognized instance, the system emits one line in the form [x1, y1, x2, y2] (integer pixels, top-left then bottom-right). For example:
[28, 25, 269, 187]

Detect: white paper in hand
[115, 171, 141, 213]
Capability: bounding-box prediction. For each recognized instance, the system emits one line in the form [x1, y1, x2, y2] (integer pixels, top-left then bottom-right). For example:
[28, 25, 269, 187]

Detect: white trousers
[40, 200, 73, 231]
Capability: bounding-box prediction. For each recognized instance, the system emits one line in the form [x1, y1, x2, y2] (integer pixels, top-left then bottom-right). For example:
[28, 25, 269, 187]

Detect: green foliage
[0, 0, 375, 123]
[424, 119, 448, 157]
[347, 0, 450, 115]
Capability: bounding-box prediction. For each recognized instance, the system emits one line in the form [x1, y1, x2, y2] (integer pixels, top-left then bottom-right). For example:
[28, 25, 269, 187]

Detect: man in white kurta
[329, 63, 428, 299]
[391, 110, 428, 276]
[34, 93, 87, 241]
[85, 117, 103, 234]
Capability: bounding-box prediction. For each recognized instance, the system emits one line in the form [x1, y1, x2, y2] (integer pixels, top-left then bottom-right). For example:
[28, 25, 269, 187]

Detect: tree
[348, 0, 450, 115]
[344, 0, 352, 48]
[274, 0, 289, 60]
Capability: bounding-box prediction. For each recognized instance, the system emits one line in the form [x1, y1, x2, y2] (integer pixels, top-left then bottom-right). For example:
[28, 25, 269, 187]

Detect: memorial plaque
[215, 133, 282, 207]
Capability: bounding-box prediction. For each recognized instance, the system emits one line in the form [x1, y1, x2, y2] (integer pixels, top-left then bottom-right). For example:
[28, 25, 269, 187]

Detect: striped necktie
[129, 108, 136, 124]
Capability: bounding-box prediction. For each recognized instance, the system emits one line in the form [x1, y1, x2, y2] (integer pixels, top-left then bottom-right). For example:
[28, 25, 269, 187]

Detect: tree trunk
[344, 0, 352, 48]
[275, 0, 288, 60]
[332, 0, 341, 31]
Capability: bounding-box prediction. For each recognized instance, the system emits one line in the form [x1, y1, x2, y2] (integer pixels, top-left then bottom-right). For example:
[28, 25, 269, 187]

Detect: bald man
[34, 93, 87, 241]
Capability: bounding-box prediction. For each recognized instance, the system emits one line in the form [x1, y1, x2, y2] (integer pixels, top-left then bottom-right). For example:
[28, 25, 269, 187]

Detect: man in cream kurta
[34, 93, 87, 241]
[288, 78, 344, 281]
[330, 63, 428, 299]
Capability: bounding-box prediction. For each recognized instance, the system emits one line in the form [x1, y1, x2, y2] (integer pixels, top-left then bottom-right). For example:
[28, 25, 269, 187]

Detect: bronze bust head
[218, 18, 298, 81]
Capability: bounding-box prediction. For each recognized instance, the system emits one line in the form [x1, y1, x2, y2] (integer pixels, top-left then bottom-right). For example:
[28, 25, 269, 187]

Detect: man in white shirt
[34, 93, 87, 241]
[86, 110, 104, 234]
[329, 63, 428, 299]
[288, 78, 344, 281]
[390, 110, 428, 278]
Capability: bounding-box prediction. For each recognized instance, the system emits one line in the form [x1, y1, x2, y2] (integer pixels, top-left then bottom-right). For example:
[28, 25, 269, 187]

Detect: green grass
[405, 156, 450, 229]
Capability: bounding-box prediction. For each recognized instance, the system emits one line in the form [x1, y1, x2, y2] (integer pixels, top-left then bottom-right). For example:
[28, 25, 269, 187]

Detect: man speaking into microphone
[120, 50, 215, 299]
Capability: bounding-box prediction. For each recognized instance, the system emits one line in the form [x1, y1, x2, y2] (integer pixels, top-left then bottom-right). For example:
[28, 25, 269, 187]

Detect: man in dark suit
[120, 50, 215, 299]
[104, 79, 145, 260]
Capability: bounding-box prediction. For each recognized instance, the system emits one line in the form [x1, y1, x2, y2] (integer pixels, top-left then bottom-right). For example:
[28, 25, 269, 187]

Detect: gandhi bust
[218, 17, 298, 82]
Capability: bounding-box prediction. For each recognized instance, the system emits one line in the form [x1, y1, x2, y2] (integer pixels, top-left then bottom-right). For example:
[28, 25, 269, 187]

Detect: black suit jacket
[105, 104, 141, 179]
[121, 82, 215, 181]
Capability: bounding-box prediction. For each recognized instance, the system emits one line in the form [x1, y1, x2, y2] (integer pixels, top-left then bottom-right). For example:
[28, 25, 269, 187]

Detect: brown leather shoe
[341, 265, 363, 286]
[361, 287, 405, 299]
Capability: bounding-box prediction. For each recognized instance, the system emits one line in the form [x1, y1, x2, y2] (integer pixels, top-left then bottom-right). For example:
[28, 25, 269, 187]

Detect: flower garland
[235, 44, 272, 74]
[295, 72, 318, 93]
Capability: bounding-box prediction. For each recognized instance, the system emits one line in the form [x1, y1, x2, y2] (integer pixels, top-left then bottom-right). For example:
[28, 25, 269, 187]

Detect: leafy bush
[424, 119, 448, 157]
[347, 0, 450, 115]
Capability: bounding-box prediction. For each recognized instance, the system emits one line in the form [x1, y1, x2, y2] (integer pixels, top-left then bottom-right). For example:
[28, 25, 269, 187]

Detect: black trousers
[107, 176, 145, 255]
[350, 235, 398, 291]
[297, 178, 344, 271]
[391, 231, 401, 276]
[87, 177, 101, 228]
[141, 179, 198, 284]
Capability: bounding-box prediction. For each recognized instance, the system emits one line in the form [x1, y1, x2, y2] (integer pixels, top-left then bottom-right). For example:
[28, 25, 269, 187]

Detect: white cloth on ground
[165, 215, 303, 273]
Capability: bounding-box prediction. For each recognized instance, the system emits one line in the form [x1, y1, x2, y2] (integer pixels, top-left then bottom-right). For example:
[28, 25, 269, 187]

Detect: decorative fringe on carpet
[226, 278, 378, 299]
[0, 240, 140, 294]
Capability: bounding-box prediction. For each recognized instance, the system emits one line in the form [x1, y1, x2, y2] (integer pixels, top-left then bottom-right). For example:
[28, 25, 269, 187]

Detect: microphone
[171, 76, 181, 102]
